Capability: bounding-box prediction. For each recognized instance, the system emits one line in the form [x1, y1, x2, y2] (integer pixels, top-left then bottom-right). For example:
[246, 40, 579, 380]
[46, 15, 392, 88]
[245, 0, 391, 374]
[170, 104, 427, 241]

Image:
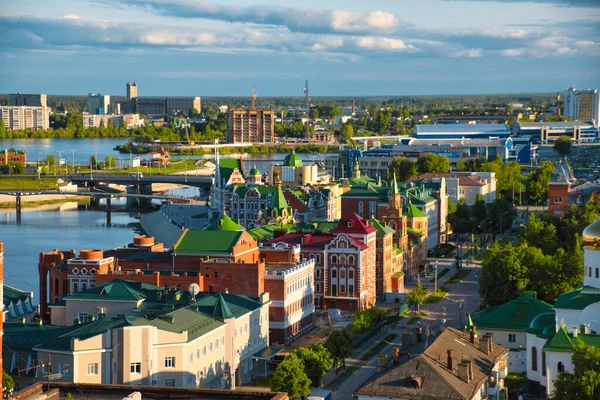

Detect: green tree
[0, 119, 6, 139]
[554, 136, 573, 157]
[105, 156, 116, 169]
[416, 153, 450, 174]
[295, 343, 332, 387]
[545, 115, 573, 122]
[90, 155, 97, 169]
[496, 161, 524, 201]
[325, 329, 354, 371]
[407, 283, 429, 313]
[341, 124, 354, 143]
[526, 162, 555, 204]
[480, 243, 529, 306]
[520, 214, 559, 255]
[270, 353, 311, 398]
[47, 155, 56, 167]
[389, 157, 417, 182]
[3, 370, 14, 396]
[552, 343, 600, 400]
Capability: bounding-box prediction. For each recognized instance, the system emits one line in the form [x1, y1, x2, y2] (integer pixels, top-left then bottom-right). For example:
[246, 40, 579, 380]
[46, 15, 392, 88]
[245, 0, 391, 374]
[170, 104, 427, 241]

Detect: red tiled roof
[283, 191, 307, 213]
[331, 213, 377, 235]
[263, 231, 368, 251]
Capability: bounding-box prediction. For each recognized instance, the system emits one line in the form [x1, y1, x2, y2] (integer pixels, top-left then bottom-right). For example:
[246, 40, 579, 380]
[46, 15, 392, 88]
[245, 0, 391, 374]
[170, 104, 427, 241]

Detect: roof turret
[283, 150, 303, 167]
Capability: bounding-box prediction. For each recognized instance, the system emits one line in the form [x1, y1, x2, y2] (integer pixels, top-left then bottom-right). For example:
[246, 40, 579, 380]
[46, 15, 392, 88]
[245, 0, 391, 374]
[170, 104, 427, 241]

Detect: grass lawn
[406, 312, 425, 325]
[103, 159, 201, 175]
[424, 286, 450, 304]
[0, 177, 58, 190]
[359, 334, 397, 361]
[429, 268, 450, 282]
[0, 198, 89, 209]
[445, 269, 472, 284]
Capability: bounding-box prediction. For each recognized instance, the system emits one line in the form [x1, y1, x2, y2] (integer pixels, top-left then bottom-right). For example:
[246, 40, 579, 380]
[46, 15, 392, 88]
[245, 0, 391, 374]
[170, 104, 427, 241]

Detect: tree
[105, 156, 116, 169]
[545, 115, 573, 122]
[416, 153, 450, 174]
[407, 283, 429, 312]
[3, 370, 14, 398]
[526, 162, 555, 204]
[520, 214, 559, 255]
[480, 243, 529, 306]
[270, 353, 311, 398]
[295, 343, 332, 387]
[90, 155, 97, 169]
[554, 136, 572, 157]
[325, 329, 354, 371]
[47, 155, 56, 167]
[552, 343, 600, 400]
[341, 124, 354, 143]
[389, 157, 417, 182]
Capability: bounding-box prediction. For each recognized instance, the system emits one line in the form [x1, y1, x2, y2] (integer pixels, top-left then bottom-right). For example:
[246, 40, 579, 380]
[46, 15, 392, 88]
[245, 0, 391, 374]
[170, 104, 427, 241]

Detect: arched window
[596, 268, 599, 278]
[557, 362, 564, 372]
[531, 347, 538, 371]
[389, 221, 397, 231]
[331, 268, 337, 279]
[331, 254, 338, 264]
[339, 255, 346, 265]
[315, 268, 321, 279]
[348, 255, 355, 265]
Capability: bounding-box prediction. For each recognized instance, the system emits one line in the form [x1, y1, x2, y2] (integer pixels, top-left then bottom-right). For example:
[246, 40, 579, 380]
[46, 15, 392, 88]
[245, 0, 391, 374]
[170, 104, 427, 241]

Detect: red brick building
[1, 149, 26, 165]
[1, 242, 4, 392]
[262, 213, 377, 312]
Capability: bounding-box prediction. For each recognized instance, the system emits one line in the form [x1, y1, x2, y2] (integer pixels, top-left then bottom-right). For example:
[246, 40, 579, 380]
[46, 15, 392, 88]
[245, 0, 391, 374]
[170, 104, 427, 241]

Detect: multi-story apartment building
[9, 93, 47, 107]
[262, 213, 377, 311]
[227, 109, 275, 143]
[564, 86, 599, 127]
[0, 242, 4, 394]
[166, 97, 201, 115]
[88, 93, 111, 114]
[264, 257, 315, 345]
[82, 113, 143, 129]
[5, 289, 272, 389]
[0, 106, 51, 130]
[136, 97, 166, 116]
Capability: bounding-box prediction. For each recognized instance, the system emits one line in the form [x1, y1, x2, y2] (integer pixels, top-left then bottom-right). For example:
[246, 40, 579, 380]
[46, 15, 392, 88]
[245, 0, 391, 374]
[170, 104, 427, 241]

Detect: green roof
[405, 203, 427, 219]
[554, 288, 600, 310]
[271, 186, 288, 211]
[369, 218, 394, 235]
[64, 279, 161, 302]
[193, 292, 263, 319]
[175, 230, 243, 254]
[525, 312, 556, 335]
[283, 150, 302, 167]
[390, 174, 399, 195]
[3, 285, 31, 307]
[4, 324, 72, 350]
[542, 325, 600, 353]
[57, 316, 149, 341]
[151, 307, 225, 342]
[219, 158, 242, 186]
[407, 227, 424, 236]
[212, 293, 234, 320]
[234, 184, 275, 198]
[472, 295, 554, 331]
[348, 175, 376, 186]
[248, 167, 261, 176]
[393, 245, 403, 255]
[342, 183, 387, 200]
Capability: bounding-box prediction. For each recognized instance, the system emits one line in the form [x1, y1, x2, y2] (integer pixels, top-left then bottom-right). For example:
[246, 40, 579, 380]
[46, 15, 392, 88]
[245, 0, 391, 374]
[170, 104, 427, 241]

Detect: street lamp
[434, 260, 439, 294]
[71, 150, 76, 175]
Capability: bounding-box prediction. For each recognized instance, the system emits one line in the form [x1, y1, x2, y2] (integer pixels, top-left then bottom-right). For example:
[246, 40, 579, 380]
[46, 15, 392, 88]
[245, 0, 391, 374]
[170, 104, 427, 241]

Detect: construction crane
[174, 118, 194, 146]
[251, 86, 257, 109]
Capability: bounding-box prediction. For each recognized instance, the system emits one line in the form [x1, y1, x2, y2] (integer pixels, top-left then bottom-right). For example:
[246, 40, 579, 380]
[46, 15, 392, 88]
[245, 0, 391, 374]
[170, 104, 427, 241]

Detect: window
[557, 362, 564, 372]
[196, 349, 200, 360]
[189, 353, 194, 363]
[339, 269, 346, 279]
[531, 347, 538, 371]
[348, 284, 354, 297]
[340, 284, 346, 293]
[130, 362, 141, 374]
[316, 283, 321, 292]
[59, 364, 69, 376]
[554, 197, 562, 204]
[165, 356, 176, 368]
[331, 284, 337, 296]
[509, 334, 516, 343]
[316, 254, 321, 264]
[315, 268, 321, 279]
[348, 269, 354, 280]
[202, 346, 206, 356]
[87, 363, 99, 375]
[331, 254, 338, 264]
[348, 255, 355, 265]
[97, 313, 106, 320]
[331, 268, 337, 278]
[542, 353, 546, 376]
[77, 313, 89, 323]
[215, 339, 219, 349]
[165, 379, 176, 387]
[188, 375, 195, 387]
[209, 343, 213, 352]
[221, 337, 225, 346]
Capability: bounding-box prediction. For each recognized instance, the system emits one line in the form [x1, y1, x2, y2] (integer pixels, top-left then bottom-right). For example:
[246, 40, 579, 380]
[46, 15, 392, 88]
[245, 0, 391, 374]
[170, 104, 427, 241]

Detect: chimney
[479, 334, 491, 354]
[376, 354, 388, 373]
[457, 361, 470, 383]
[447, 349, 454, 371]
[470, 325, 476, 344]
[393, 347, 400, 365]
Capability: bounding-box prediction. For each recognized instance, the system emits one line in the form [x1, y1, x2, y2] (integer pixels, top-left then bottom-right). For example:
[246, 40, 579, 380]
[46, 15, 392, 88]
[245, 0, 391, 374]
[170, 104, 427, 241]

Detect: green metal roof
[369, 218, 395, 235]
[64, 279, 161, 302]
[541, 325, 600, 353]
[175, 230, 243, 254]
[4, 324, 73, 350]
[348, 175, 376, 186]
[342, 183, 387, 199]
[151, 307, 225, 342]
[3, 286, 31, 307]
[405, 203, 427, 219]
[390, 175, 399, 195]
[234, 184, 275, 198]
[283, 150, 303, 167]
[193, 292, 263, 319]
[553, 289, 600, 310]
[407, 227, 424, 236]
[472, 295, 554, 331]
[212, 293, 234, 320]
[525, 312, 556, 335]
[271, 186, 289, 211]
[57, 316, 149, 341]
[219, 158, 242, 185]
[206, 214, 245, 231]
[252, 346, 283, 360]
[248, 167, 261, 176]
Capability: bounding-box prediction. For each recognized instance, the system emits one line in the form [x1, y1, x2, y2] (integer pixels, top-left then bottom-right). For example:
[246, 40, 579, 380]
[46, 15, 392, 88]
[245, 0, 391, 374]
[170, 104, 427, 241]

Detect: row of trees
[448, 197, 516, 235]
[479, 202, 600, 306]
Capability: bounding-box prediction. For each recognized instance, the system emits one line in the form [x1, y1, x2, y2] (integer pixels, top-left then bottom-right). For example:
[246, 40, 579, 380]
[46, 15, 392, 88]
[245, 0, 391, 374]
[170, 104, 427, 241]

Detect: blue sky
[1, 0, 599, 96]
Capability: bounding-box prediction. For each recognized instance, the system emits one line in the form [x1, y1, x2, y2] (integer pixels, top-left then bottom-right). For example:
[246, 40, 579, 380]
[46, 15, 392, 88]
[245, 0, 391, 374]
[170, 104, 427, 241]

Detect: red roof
[263, 231, 368, 251]
[331, 213, 377, 235]
[415, 172, 487, 187]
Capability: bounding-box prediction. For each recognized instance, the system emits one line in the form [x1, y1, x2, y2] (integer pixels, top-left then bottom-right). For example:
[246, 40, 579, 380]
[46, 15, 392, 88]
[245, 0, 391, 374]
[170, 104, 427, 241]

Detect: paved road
[331, 263, 482, 399]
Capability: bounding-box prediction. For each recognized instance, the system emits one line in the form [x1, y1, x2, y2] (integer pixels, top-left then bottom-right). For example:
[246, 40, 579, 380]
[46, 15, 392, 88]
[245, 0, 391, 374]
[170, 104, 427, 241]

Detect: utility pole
[434, 260, 439, 294]
[71, 150, 76, 175]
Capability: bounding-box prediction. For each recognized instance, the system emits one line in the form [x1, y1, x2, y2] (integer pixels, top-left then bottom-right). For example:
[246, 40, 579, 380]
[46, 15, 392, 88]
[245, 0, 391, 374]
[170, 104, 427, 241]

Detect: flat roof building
[88, 93, 111, 115]
[227, 109, 275, 144]
[564, 86, 599, 127]
[9, 93, 47, 107]
[413, 123, 511, 140]
[515, 121, 598, 143]
[0, 106, 51, 130]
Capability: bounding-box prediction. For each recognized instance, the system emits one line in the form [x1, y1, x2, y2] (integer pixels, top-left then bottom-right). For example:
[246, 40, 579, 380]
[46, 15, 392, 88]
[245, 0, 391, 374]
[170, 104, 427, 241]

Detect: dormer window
[301, 237, 307, 245]
[347, 221, 353, 228]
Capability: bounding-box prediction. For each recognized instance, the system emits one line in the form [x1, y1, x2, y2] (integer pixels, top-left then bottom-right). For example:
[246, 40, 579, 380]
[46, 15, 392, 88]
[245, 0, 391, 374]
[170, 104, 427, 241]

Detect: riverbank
[0, 177, 59, 190]
[0, 194, 89, 207]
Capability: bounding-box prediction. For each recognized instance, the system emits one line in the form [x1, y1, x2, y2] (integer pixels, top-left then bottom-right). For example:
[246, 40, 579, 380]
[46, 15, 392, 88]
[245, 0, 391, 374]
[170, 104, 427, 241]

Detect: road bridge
[0, 173, 214, 187]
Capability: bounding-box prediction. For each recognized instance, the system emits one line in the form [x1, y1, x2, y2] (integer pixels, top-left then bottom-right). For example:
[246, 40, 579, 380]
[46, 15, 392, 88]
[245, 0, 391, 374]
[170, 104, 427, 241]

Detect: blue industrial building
[413, 123, 511, 140]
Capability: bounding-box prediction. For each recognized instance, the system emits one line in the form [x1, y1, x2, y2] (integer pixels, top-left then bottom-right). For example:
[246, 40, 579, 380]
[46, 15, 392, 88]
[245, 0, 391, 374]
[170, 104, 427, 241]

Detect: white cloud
[575, 40, 595, 47]
[480, 28, 528, 39]
[356, 36, 413, 51]
[59, 15, 80, 20]
[140, 32, 216, 45]
[502, 48, 525, 56]
[455, 48, 483, 57]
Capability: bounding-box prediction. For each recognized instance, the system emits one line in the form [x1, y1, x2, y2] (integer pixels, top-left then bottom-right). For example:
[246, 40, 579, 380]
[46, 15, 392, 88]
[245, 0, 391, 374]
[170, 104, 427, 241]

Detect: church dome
[526, 311, 555, 335]
[249, 167, 261, 176]
[582, 217, 600, 248]
[283, 150, 303, 167]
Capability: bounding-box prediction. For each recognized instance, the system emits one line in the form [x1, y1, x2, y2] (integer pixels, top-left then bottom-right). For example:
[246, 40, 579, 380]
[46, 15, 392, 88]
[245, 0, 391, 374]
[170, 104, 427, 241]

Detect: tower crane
[174, 118, 194, 146]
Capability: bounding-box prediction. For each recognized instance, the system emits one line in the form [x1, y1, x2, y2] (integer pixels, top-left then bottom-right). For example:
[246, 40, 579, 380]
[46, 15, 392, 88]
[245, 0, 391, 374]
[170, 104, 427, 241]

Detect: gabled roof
[405, 203, 427, 218]
[369, 218, 395, 235]
[64, 279, 162, 302]
[355, 327, 507, 400]
[553, 288, 600, 310]
[271, 186, 289, 211]
[472, 295, 554, 331]
[206, 214, 245, 231]
[543, 325, 600, 353]
[284, 191, 307, 213]
[331, 213, 377, 235]
[174, 230, 244, 254]
[192, 292, 263, 319]
[219, 158, 242, 186]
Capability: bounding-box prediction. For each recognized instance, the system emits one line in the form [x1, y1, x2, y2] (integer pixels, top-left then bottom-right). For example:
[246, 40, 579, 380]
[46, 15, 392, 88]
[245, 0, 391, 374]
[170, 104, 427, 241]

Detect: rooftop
[472, 294, 554, 331]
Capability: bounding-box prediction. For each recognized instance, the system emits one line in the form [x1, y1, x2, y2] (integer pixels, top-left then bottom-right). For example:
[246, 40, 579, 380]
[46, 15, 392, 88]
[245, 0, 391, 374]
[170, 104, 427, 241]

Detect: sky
[0, 0, 599, 96]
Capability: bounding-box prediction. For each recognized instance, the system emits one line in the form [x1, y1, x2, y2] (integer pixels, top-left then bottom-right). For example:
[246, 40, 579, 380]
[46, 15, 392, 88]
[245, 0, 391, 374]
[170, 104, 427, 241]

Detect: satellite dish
[189, 283, 200, 296]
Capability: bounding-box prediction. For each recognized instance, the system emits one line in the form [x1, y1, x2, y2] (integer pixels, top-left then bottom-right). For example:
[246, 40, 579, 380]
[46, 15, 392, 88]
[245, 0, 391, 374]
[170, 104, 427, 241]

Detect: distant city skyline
[0, 0, 599, 96]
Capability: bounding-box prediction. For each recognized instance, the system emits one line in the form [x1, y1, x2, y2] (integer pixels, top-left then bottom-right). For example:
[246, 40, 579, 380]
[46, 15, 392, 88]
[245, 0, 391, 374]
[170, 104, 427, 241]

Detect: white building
[525, 217, 600, 396]
[415, 172, 496, 205]
[564, 86, 600, 127]
[116, 157, 141, 169]
[88, 93, 111, 115]
[0, 106, 51, 130]
[82, 113, 143, 129]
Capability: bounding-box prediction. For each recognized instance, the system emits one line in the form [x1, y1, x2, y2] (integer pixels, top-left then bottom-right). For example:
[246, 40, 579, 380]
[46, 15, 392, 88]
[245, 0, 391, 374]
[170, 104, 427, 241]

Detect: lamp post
[434, 260, 439, 295]
[37, 152, 41, 179]
[71, 150, 76, 175]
